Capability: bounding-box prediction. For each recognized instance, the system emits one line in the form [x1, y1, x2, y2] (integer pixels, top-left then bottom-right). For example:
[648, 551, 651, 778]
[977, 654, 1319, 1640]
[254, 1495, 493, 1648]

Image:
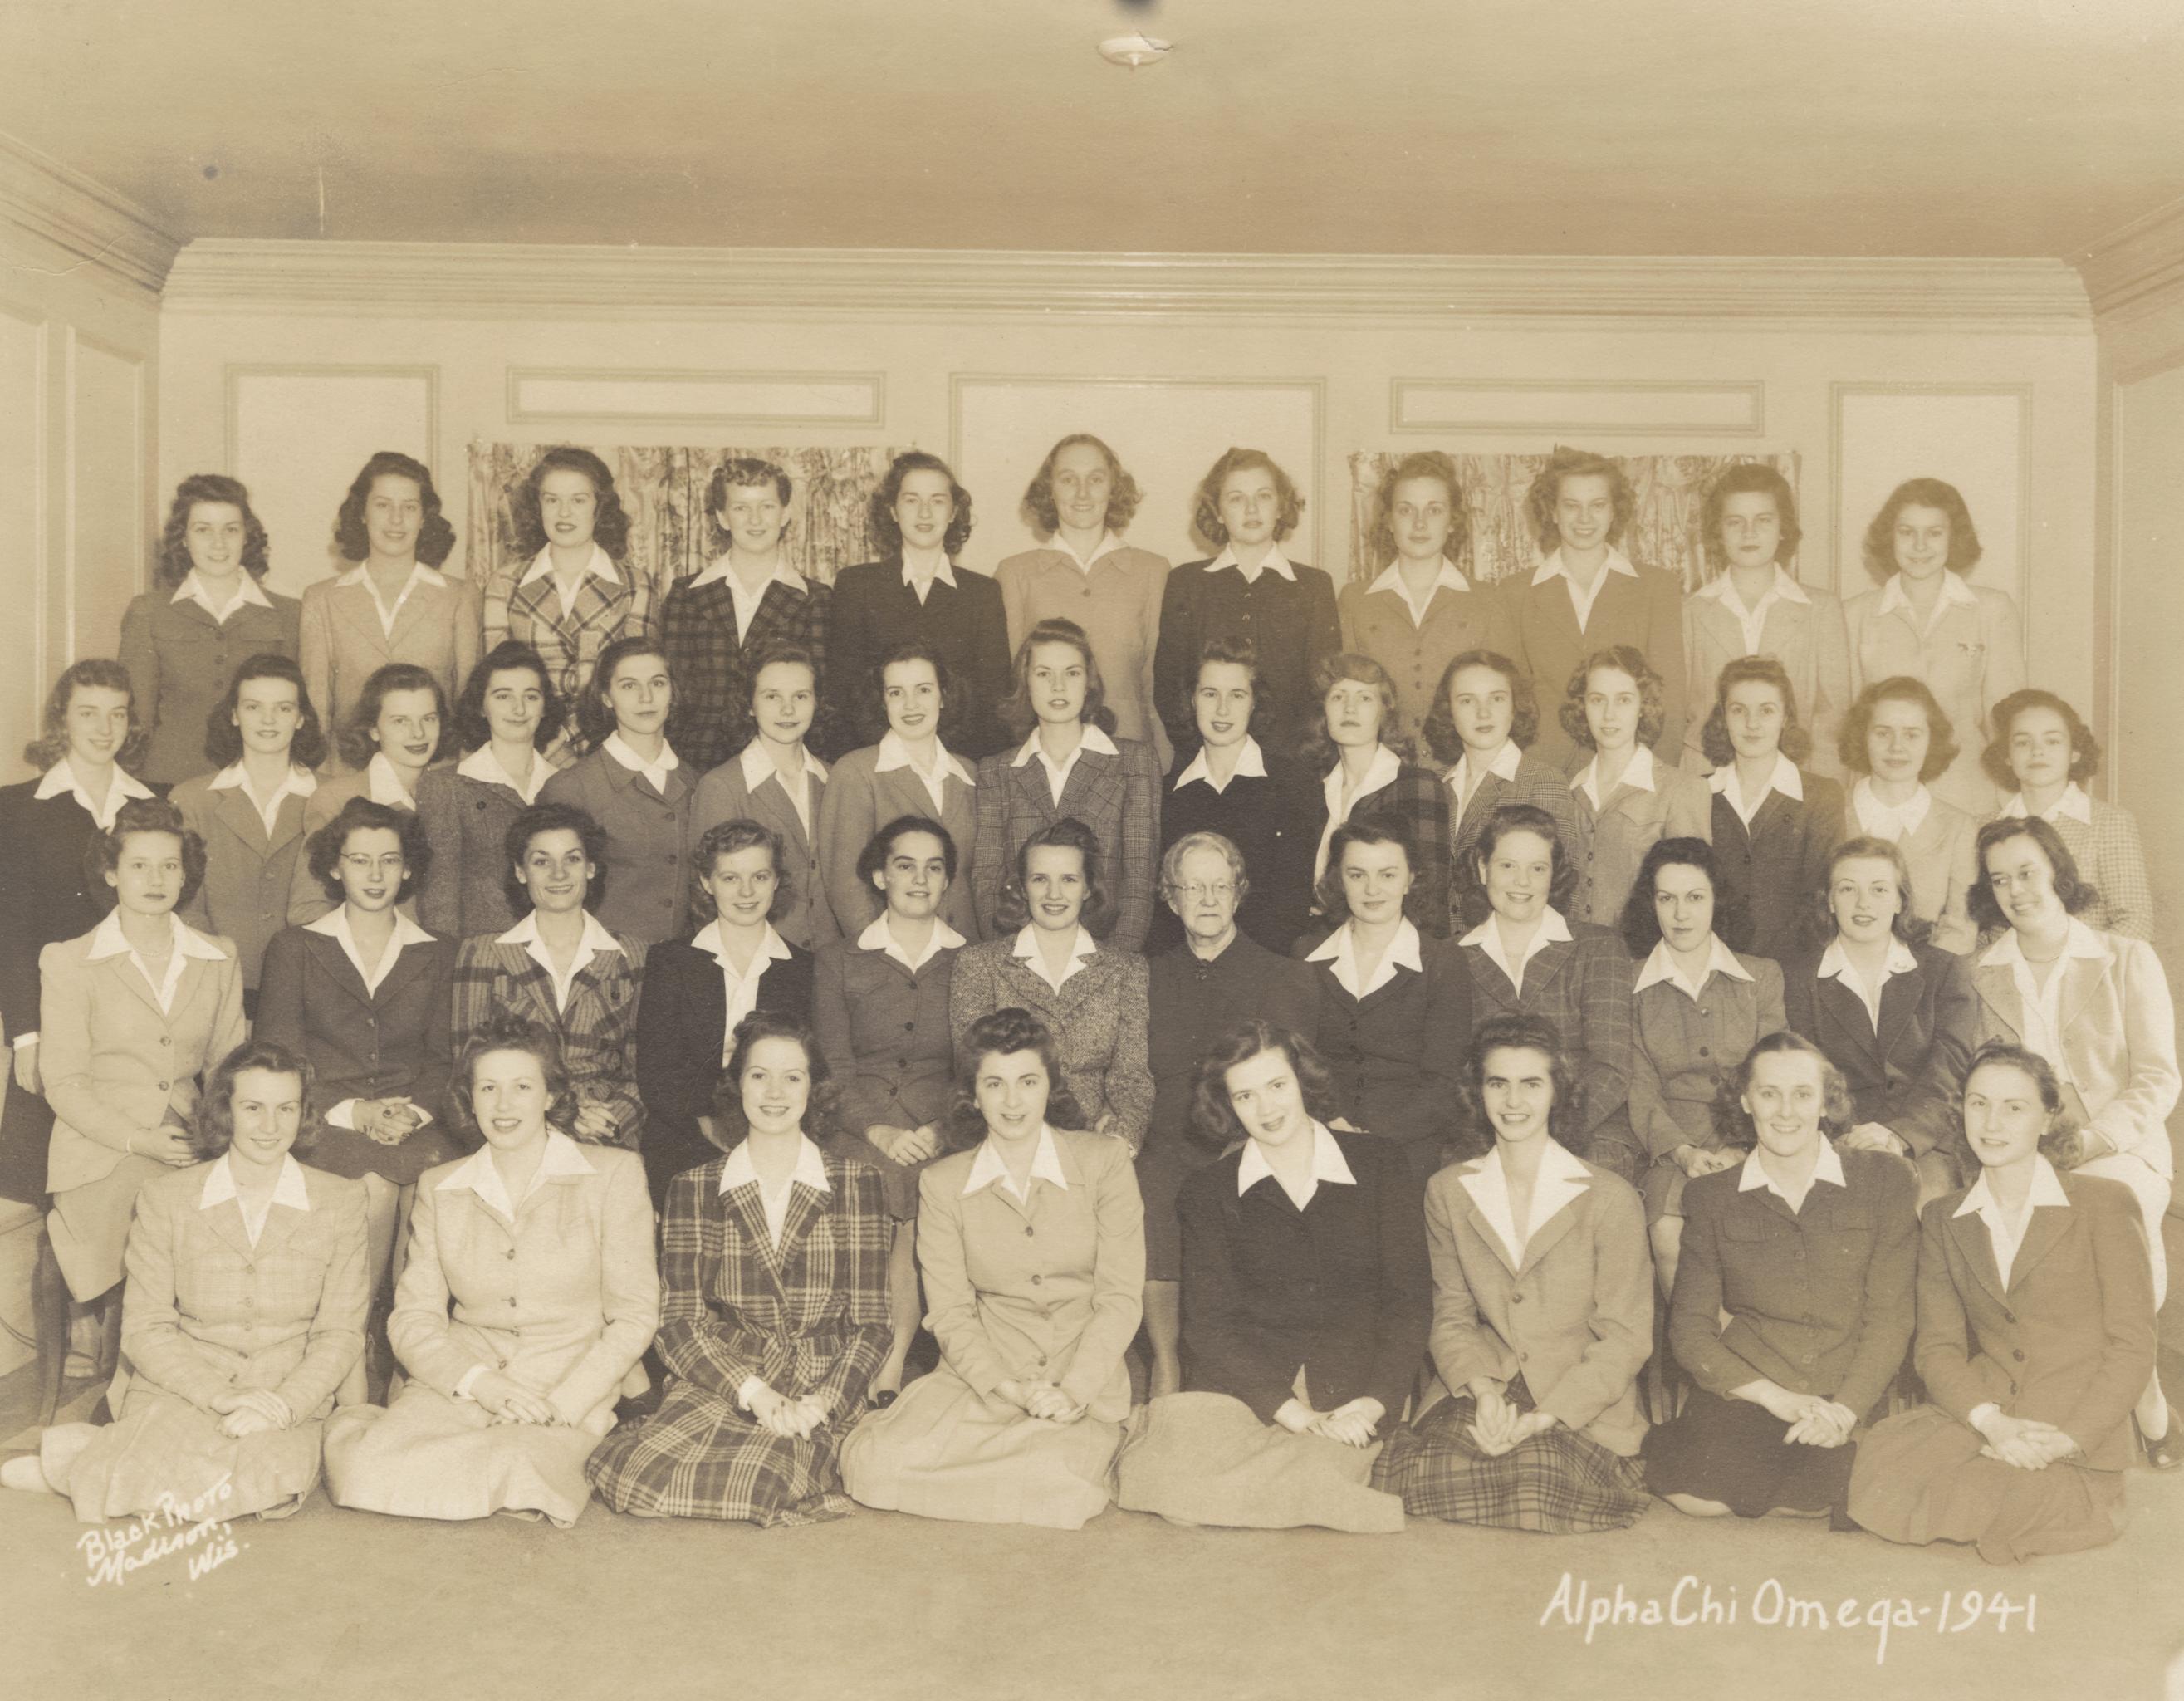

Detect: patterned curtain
[1345, 449, 1802, 592]
[465, 443, 899, 599]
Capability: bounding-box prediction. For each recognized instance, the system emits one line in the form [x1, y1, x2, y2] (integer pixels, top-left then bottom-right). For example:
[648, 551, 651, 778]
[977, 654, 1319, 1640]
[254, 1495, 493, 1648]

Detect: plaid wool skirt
[1373, 1379, 1650, 1533]
[586, 1378, 857, 1527]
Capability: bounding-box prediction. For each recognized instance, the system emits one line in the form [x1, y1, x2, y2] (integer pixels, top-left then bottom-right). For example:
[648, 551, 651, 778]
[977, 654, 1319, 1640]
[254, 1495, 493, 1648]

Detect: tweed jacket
[1628, 950, 1787, 1159]
[1153, 557, 1343, 760]
[1844, 575, 2023, 816]
[298, 566, 482, 745]
[172, 769, 317, 991]
[1711, 771, 1844, 962]
[948, 936, 1154, 1150]
[825, 559, 1013, 760]
[1147, 933, 1320, 1152]
[1993, 794, 2154, 943]
[996, 543, 1173, 765]
[1679, 578, 1853, 778]
[285, 762, 429, 927]
[451, 929, 648, 1149]
[481, 547, 657, 703]
[660, 568, 830, 773]
[1670, 1146, 1920, 1421]
[540, 748, 697, 946]
[120, 586, 303, 786]
[391, 1140, 659, 1428]
[691, 747, 838, 951]
[0, 782, 129, 1047]
[634, 933, 814, 1199]
[1849, 786, 1978, 954]
[658, 1149, 891, 1415]
[39, 924, 247, 1194]
[915, 1126, 1146, 1421]
[1291, 757, 1455, 940]
[1337, 571, 1521, 747]
[1912, 1171, 2156, 1471]
[814, 741, 982, 944]
[1178, 1130, 1432, 1425]
[1782, 941, 1977, 1159]
[813, 934, 957, 1138]
[256, 923, 458, 1132]
[120, 1159, 370, 1419]
[1459, 920, 1637, 1146]
[413, 757, 571, 940]
[1567, 755, 1713, 928]
[1444, 747, 1582, 901]
[1501, 560, 1687, 770]
[1424, 1147, 1653, 1455]
[1297, 924, 1472, 1153]
[1968, 927, 2179, 1178]
[971, 733, 1162, 953]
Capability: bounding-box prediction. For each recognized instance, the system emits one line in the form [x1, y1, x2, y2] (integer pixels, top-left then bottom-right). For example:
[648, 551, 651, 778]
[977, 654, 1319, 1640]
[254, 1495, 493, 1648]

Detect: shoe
[869, 1388, 899, 1410]
[2145, 1427, 2183, 1471]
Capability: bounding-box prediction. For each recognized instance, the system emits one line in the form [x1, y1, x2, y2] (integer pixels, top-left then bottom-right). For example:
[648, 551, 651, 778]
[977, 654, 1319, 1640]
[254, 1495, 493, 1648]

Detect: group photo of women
[0, 435, 2173, 1568]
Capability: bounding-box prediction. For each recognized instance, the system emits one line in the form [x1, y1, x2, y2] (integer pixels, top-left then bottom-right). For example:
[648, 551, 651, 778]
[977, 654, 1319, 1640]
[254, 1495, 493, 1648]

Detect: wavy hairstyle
[942, 1007, 1090, 1153]
[306, 796, 432, 904]
[1187, 1021, 1343, 1150]
[1860, 476, 1982, 582]
[855, 640, 969, 748]
[1699, 654, 1813, 768]
[1558, 644, 1667, 753]
[1966, 816, 2099, 935]
[1699, 462, 1802, 571]
[189, 1037, 320, 1160]
[449, 641, 568, 757]
[336, 662, 447, 772]
[1524, 447, 1635, 552]
[1366, 450, 1467, 569]
[1189, 447, 1303, 551]
[502, 801, 610, 918]
[447, 1012, 579, 1145]
[332, 450, 456, 567]
[86, 797, 208, 912]
[856, 813, 958, 889]
[998, 816, 1110, 938]
[1183, 634, 1271, 742]
[1818, 836, 1932, 946]
[1836, 675, 1959, 785]
[156, 473, 272, 588]
[704, 455, 794, 556]
[1617, 836, 1741, 960]
[1296, 651, 1417, 775]
[1959, 1037, 2078, 1162]
[1314, 813, 1415, 928]
[869, 450, 973, 558]
[1421, 649, 1540, 766]
[1454, 801, 1579, 930]
[689, 816, 787, 923]
[722, 640, 828, 759]
[997, 618, 1118, 739]
[570, 635, 671, 754]
[511, 446, 630, 559]
[1458, 1012, 1586, 1158]
[1980, 688, 2100, 791]
[22, 658, 147, 774]
[1710, 1029, 1855, 1151]
[202, 653, 328, 771]
[1021, 434, 1140, 539]
[708, 1012, 841, 1145]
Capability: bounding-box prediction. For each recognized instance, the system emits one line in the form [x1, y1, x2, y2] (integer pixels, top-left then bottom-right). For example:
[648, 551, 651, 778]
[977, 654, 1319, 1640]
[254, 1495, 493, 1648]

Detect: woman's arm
[914, 1163, 1014, 1398]
[38, 947, 159, 1154]
[286, 792, 339, 925]
[449, 578, 483, 708]
[202, 954, 247, 1078]
[1098, 953, 1154, 1152]
[413, 776, 464, 939]
[1907, 1203, 1986, 1419]
[1626, 1007, 1692, 1164]
[117, 599, 163, 770]
[116, 1181, 235, 1409]
[298, 588, 334, 749]
[1664, 770, 1711, 842]
[1646, 571, 1689, 759]
[1054, 1137, 1146, 1412]
[544, 1152, 662, 1424]
[270, 1179, 371, 1417]
[2096, 806, 2154, 944]
[1407, 771, 1454, 939]
[1531, 1181, 1654, 1435]
[1830, 1156, 1921, 1421]
[1884, 954, 1978, 1157]
[1928, 815, 1979, 956]
[815, 762, 881, 944]
[1110, 740, 1162, 952]
[1570, 938, 1637, 1135]
[1150, 569, 1201, 762]
[385, 1182, 492, 1396]
[2056, 1182, 2158, 1454]
[651, 1167, 759, 1399]
[1362, 1146, 1432, 1424]
[1664, 1183, 1755, 1396]
[1178, 1170, 1294, 1421]
[1978, 592, 2026, 743]
[810, 945, 857, 1087]
[970, 761, 1008, 939]
[2081, 939, 2182, 1166]
[801, 1166, 894, 1417]
[946, 947, 995, 1064]
[1423, 1176, 1511, 1396]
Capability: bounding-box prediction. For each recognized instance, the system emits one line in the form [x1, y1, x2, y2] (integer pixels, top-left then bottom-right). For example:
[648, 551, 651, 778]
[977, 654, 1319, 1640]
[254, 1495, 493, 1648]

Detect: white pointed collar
[1173, 735, 1268, 793]
[1207, 544, 1296, 583]
[200, 1151, 311, 1215]
[304, 904, 435, 993]
[1976, 916, 2109, 970]
[438, 1129, 595, 1217]
[721, 1133, 831, 1196]
[1459, 908, 1574, 995]
[1739, 1139, 1847, 1205]
[691, 918, 794, 971]
[1531, 547, 1638, 588]
[362, 752, 417, 809]
[1573, 743, 1657, 811]
[35, 759, 155, 831]
[1305, 916, 1423, 1000]
[1999, 783, 2093, 826]
[1851, 777, 1931, 842]
[1710, 753, 1804, 819]
[1236, 1120, 1354, 1211]
[1446, 739, 1523, 796]
[737, 738, 826, 794]
[603, 731, 681, 791]
[856, 912, 963, 974]
[1877, 568, 1978, 619]
[1457, 1138, 1592, 1270]
[1055, 531, 1126, 573]
[1697, 564, 1809, 609]
[1011, 723, 1119, 765]
[874, 731, 973, 789]
[899, 553, 958, 593]
[1633, 936, 1754, 1000]
[518, 542, 619, 590]
[689, 552, 807, 596]
[456, 741, 551, 805]
[964, 1124, 1070, 1199]
[87, 909, 229, 965]
[173, 571, 274, 619]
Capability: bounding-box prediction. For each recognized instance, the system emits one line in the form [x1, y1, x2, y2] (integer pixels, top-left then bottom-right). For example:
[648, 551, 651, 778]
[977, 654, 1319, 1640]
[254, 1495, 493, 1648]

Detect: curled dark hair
[998, 618, 1118, 739]
[1314, 813, 1415, 927]
[942, 1007, 1090, 1153]
[1455, 803, 1579, 930]
[448, 1012, 580, 1144]
[1000, 816, 1110, 937]
[723, 641, 825, 757]
[691, 817, 788, 924]
[1188, 447, 1303, 551]
[1960, 1038, 2077, 1162]
[1700, 463, 1802, 572]
[570, 635, 672, 754]
[1699, 654, 1814, 768]
[333, 451, 456, 567]
[1187, 1022, 1343, 1150]
[705, 457, 794, 554]
[1366, 451, 1467, 571]
[190, 1037, 319, 1161]
[1710, 1030, 1855, 1152]
[855, 814, 958, 889]
[1525, 447, 1636, 552]
[307, 797, 432, 904]
[1297, 651, 1418, 774]
[1185, 635, 1271, 741]
[1021, 435, 1140, 539]
[158, 473, 272, 588]
[86, 797, 208, 913]
[1460, 1013, 1586, 1156]
[502, 801, 609, 917]
[1558, 645, 1667, 753]
[23, 658, 147, 774]
[1617, 836, 1731, 959]
[708, 1012, 841, 1146]
[1421, 650, 1540, 765]
[869, 451, 973, 558]
[1981, 689, 2100, 792]
[1837, 675, 1959, 785]
[450, 641, 568, 757]
[858, 640, 967, 748]
[202, 654, 329, 771]
[1861, 477, 1982, 582]
[512, 447, 630, 559]
[337, 663, 448, 772]
[1819, 836, 1932, 946]
[1967, 816, 2098, 934]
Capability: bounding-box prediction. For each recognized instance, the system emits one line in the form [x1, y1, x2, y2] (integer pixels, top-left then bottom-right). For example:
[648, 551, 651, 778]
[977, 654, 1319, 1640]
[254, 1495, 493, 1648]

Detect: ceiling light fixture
[1099, 32, 1172, 70]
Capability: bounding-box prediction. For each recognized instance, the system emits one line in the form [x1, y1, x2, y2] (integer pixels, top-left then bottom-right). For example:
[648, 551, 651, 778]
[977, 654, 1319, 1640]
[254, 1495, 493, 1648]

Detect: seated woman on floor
[322, 1012, 659, 1527]
[1373, 1014, 1654, 1534]
[4, 1039, 369, 1522]
[1849, 1042, 2157, 1564]
[1118, 1020, 1427, 1533]
[587, 1013, 891, 1526]
[840, 1007, 1144, 1530]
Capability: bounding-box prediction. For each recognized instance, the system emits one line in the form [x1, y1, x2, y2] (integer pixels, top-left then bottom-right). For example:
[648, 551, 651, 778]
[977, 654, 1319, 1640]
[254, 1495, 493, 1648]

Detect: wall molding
[2075, 195, 2184, 322]
[0, 130, 182, 297]
[159, 240, 2094, 329]
[506, 366, 886, 428]
[1390, 378, 1765, 437]
[223, 363, 442, 485]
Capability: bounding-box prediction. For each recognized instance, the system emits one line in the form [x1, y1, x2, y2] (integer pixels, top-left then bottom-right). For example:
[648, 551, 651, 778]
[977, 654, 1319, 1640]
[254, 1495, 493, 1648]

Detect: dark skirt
[1642, 1386, 1856, 1517]
[1134, 1135, 1221, 1283]
[0, 1076, 52, 1205]
[302, 1118, 467, 1186]
[1374, 1379, 1649, 1534]
[824, 1130, 934, 1222]
[586, 1378, 857, 1527]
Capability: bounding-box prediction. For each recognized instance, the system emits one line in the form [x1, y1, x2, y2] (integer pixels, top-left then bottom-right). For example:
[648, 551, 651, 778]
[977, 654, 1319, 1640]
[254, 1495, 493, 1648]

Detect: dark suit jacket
[824, 560, 1012, 760]
[659, 570, 831, 772]
[1502, 562, 1687, 769]
[1297, 929, 1472, 1154]
[539, 750, 697, 946]
[1153, 560, 1342, 760]
[1146, 933, 1320, 1153]
[1178, 1131, 1431, 1424]
[811, 934, 957, 1136]
[1711, 772, 1844, 963]
[1148, 756, 1311, 955]
[0, 782, 113, 1044]
[1781, 941, 1976, 1160]
[256, 924, 458, 1132]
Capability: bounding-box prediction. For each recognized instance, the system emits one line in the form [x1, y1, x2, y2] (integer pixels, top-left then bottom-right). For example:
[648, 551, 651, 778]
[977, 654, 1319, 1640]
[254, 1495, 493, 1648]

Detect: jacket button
[1030, 1274, 1041, 1285]
[1023, 1226, 1033, 1238]
[1511, 1293, 1523, 1304]
[2002, 1310, 2015, 1323]
[2012, 1349, 2025, 1362]
[506, 1248, 517, 1260]
[160, 1036, 171, 1046]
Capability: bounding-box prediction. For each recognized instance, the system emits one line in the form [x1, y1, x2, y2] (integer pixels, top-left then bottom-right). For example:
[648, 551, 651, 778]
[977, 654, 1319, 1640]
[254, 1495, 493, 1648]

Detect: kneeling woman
[1118, 1021, 1426, 1532]
[841, 1007, 1144, 1529]
[323, 1014, 659, 1527]
[3, 1041, 369, 1520]
[1849, 1042, 2156, 1563]
[1374, 1015, 1653, 1533]
[588, 1015, 890, 1525]
[1643, 1032, 1918, 1521]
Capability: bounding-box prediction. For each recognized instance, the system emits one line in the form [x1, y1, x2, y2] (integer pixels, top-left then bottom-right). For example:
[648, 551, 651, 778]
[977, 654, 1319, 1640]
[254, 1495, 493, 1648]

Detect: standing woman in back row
[120, 475, 301, 789]
[301, 451, 480, 750]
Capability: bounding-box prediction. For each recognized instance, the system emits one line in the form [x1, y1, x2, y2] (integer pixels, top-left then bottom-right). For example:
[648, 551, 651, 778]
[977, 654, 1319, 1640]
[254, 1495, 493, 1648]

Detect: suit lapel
[371, 939, 433, 1009]
[253, 1199, 303, 1260]
[1971, 961, 2023, 1040]
[1456, 1188, 1523, 1277]
[1873, 964, 1924, 1066]
[201, 1197, 258, 1267]
[1516, 1194, 1585, 1277]
[1526, 576, 1582, 654]
[212, 787, 272, 856]
[99, 951, 169, 1024]
[2008, 1204, 2071, 1292]
[1056, 748, 1119, 822]
[386, 581, 439, 654]
[307, 929, 374, 1007]
[1947, 1207, 2009, 1306]
[2054, 951, 2108, 1038]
